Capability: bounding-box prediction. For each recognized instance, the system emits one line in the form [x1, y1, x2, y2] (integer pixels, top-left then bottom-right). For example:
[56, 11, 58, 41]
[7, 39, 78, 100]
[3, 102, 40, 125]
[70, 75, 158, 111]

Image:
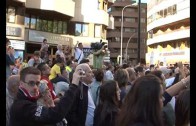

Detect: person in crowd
[37, 63, 57, 100]
[116, 75, 164, 126]
[80, 58, 90, 65]
[69, 60, 78, 83]
[175, 89, 190, 126]
[74, 41, 84, 64]
[149, 64, 155, 71]
[93, 80, 120, 126]
[114, 68, 129, 107]
[54, 67, 70, 96]
[37, 80, 55, 107]
[90, 69, 104, 105]
[6, 75, 20, 126]
[65, 59, 73, 79]
[125, 67, 137, 92]
[65, 63, 95, 126]
[9, 66, 82, 126]
[56, 44, 66, 63]
[134, 66, 145, 78]
[150, 70, 175, 126]
[12, 58, 22, 75]
[104, 63, 114, 81]
[160, 67, 175, 88]
[183, 65, 190, 77]
[6, 38, 15, 80]
[40, 38, 49, 62]
[49, 56, 69, 84]
[93, 42, 107, 69]
[28, 51, 43, 67]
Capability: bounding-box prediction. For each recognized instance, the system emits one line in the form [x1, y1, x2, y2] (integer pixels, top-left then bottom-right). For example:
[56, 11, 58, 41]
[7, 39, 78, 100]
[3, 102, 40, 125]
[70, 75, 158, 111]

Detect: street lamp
[125, 33, 136, 62]
[120, 4, 133, 66]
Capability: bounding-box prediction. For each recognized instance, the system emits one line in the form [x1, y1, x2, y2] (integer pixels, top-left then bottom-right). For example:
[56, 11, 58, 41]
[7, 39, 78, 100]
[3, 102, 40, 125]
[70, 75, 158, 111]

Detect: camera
[91, 41, 107, 50]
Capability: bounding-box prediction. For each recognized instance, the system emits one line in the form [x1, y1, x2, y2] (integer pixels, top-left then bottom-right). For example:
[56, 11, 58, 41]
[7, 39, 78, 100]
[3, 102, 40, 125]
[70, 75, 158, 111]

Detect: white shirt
[55, 50, 65, 61]
[75, 48, 84, 63]
[165, 77, 175, 88]
[104, 70, 114, 81]
[85, 85, 95, 126]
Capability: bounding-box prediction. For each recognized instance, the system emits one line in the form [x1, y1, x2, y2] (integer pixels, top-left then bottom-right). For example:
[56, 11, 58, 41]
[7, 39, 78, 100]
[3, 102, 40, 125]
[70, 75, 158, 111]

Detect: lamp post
[120, 4, 133, 66]
[137, 0, 141, 63]
[125, 33, 136, 62]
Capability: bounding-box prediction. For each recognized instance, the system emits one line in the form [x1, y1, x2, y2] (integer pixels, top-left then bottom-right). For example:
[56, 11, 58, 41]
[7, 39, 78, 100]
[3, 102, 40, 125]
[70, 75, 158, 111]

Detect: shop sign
[28, 30, 72, 45]
[6, 26, 22, 37]
[10, 40, 25, 50]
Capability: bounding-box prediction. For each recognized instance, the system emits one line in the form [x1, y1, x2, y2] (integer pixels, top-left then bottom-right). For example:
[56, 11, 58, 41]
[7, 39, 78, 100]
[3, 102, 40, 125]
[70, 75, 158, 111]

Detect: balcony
[147, 27, 190, 45]
[147, 5, 190, 31]
[26, 0, 75, 17]
[108, 15, 114, 29]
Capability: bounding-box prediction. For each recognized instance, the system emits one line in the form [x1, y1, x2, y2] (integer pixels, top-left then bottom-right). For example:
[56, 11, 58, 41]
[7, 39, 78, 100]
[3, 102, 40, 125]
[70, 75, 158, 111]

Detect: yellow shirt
[49, 64, 61, 80]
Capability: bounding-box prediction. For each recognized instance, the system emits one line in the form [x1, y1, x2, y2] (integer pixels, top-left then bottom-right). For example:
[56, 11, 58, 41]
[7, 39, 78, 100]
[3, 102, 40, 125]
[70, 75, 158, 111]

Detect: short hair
[7, 75, 20, 97]
[150, 64, 155, 68]
[37, 62, 47, 73]
[66, 59, 72, 66]
[80, 58, 90, 64]
[43, 39, 47, 42]
[56, 57, 64, 64]
[20, 67, 41, 82]
[94, 69, 104, 82]
[34, 51, 40, 56]
[114, 69, 129, 88]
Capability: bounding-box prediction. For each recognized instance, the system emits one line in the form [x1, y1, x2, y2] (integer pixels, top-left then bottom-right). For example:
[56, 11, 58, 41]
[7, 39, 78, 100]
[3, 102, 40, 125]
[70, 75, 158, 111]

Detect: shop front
[25, 29, 73, 60]
[6, 23, 25, 61]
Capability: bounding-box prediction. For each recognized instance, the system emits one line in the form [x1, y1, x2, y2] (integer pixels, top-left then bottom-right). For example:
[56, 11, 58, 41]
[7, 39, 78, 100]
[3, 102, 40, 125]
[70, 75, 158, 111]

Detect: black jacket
[66, 82, 89, 126]
[9, 84, 78, 126]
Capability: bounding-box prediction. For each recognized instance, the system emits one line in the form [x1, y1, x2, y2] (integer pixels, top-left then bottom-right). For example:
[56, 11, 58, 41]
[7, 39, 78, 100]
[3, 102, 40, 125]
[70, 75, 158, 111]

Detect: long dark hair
[95, 80, 119, 126]
[175, 89, 190, 126]
[116, 75, 163, 126]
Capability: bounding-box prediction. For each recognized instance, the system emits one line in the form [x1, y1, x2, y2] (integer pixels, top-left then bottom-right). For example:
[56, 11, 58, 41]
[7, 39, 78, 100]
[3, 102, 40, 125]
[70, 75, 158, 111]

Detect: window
[126, 8, 135, 12]
[48, 21, 53, 32]
[30, 16, 36, 29]
[164, 9, 167, 17]
[25, 16, 30, 28]
[75, 23, 82, 36]
[173, 5, 177, 14]
[53, 21, 58, 33]
[168, 6, 173, 15]
[82, 24, 89, 36]
[75, 23, 89, 36]
[141, 28, 146, 33]
[124, 28, 136, 33]
[141, 18, 146, 23]
[58, 21, 63, 34]
[62, 22, 67, 34]
[125, 18, 135, 23]
[42, 20, 48, 32]
[7, 7, 16, 23]
[95, 25, 101, 37]
[141, 39, 146, 44]
[36, 18, 42, 30]
[141, 8, 146, 13]
[160, 10, 164, 18]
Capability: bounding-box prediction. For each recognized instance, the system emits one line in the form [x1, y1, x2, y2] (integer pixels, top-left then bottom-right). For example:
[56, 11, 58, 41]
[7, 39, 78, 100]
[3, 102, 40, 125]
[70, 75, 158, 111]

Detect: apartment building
[146, 0, 190, 65]
[6, 0, 112, 62]
[107, 0, 147, 65]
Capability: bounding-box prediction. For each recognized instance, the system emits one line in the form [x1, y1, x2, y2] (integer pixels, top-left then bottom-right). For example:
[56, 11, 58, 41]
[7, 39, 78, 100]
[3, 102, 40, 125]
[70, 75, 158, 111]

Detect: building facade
[107, 0, 147, 65]
[146, 0, 190, 65]
[6, 0, 112, 62]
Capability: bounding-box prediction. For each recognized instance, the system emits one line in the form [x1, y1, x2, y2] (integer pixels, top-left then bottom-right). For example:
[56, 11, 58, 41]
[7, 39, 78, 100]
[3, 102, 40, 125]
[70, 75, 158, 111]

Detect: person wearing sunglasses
[9, 66, 83, 126]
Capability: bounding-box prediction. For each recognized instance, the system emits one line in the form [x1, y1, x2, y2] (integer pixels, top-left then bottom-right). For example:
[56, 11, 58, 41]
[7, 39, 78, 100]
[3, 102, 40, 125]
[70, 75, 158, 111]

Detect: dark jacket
[66, 82, 89, 126]
[9, 84, 78, 126]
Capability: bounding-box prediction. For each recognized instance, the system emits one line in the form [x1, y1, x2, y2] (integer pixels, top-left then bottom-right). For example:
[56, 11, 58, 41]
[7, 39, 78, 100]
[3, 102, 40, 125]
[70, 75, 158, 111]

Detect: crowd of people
[6, 38, 190, 126]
